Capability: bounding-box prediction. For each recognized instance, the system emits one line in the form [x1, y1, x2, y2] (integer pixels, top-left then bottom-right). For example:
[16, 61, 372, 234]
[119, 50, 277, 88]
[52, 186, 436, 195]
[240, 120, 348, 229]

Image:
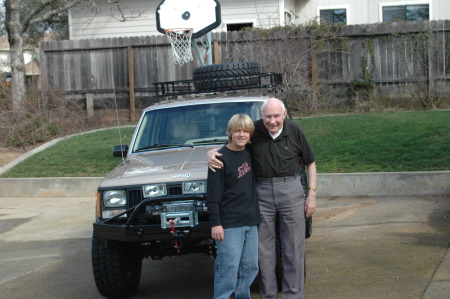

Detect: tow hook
[169, 218, 183, 254]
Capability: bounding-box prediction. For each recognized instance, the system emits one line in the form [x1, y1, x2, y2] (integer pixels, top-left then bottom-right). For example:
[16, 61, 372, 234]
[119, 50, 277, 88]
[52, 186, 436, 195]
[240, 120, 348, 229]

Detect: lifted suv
[91, 64, 284, 297]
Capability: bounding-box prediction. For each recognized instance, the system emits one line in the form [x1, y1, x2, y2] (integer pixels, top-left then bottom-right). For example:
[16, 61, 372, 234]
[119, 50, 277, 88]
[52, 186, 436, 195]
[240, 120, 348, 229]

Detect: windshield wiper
[192, 138, 227, 145]
[136, 143, 194, 151]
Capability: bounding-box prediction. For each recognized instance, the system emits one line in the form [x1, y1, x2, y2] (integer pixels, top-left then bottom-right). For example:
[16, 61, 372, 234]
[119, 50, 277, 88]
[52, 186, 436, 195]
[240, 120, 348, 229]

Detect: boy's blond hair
[226, 114, 255, 142]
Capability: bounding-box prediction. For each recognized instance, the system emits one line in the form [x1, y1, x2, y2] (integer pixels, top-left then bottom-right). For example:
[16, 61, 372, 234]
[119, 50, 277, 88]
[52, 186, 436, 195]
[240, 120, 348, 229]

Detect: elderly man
[208, 98, 317, 299]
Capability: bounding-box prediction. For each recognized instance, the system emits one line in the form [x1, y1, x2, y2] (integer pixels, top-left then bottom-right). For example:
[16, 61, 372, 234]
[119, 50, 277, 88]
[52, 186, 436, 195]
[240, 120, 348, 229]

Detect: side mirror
[113, 145, 129, 158]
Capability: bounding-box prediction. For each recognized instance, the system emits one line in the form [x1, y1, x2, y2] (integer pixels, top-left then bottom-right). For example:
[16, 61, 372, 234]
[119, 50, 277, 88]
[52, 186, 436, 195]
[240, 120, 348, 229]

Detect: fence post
[214, 41, 220, 64]
[310, 36, 318, 112]
[86, 93, 94, 118]
[427, 23, 434, 107]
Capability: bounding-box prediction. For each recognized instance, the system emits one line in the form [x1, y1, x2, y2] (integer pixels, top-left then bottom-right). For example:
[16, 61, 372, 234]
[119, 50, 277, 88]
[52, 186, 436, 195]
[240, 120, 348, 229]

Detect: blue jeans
[213, 225, 259, 299]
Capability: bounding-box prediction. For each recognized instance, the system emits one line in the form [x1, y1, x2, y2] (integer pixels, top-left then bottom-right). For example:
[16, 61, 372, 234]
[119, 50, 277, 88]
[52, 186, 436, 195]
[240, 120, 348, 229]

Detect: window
[382, 4, 429, 22]
[226, 23, 253, 32]
[320, 9, 347, 24]
[132, 101, 263, 152]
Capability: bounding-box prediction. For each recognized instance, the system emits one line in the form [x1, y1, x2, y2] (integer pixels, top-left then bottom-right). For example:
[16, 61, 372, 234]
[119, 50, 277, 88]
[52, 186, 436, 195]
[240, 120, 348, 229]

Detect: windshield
[131, 101, 263, 152]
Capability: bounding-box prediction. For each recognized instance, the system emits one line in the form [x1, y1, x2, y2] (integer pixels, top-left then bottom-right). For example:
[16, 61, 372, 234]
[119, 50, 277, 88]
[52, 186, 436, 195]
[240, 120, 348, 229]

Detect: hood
[99, 146, 213, 188]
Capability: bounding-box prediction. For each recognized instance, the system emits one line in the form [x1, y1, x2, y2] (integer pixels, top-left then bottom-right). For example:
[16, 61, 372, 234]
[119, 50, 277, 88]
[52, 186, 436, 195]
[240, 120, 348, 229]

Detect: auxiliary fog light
[183, 181, 207, 194]
[143, 184, 167, 198]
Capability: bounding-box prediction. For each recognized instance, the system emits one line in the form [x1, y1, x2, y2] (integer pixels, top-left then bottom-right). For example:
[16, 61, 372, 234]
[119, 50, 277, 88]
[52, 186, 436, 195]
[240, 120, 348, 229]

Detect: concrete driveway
[0, 195, 449, 298]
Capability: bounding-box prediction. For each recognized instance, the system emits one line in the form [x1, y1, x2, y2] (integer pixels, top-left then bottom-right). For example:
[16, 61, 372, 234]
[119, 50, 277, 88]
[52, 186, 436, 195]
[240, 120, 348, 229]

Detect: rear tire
[252, 231, 283, 292]
[92, 232, 142, 298]
[193, 62, 260, 91]
[193, 62, 260, 79]
[275, 224, 283, 291]
[305, 216, 312, 239]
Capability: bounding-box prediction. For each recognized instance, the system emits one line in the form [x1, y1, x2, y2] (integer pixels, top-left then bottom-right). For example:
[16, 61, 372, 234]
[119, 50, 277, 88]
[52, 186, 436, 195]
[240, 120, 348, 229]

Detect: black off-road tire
[92, 232, 142, 298]
[193, 62, 260, 79]
[274, 227, 307, 291]
[275, 231, 283, 291]
[305, 216, 312, 238]
[300, 165, 312, 239]
[193, 62, 260, 91]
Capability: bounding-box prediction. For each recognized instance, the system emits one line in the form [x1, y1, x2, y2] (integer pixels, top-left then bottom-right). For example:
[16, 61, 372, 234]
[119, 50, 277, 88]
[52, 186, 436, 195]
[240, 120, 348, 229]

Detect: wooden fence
[39, 19, 450, 117]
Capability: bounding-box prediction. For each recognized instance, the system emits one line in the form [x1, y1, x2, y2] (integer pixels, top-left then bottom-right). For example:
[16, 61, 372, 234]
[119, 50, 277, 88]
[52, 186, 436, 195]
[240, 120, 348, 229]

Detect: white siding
[295, 0, 450, 25]
[284, 0, 298, 25]
[69, 0, 158, 39]
[69, 0, 285, 40]
[285, 0, 296, 12]
[68, 0, 450, 40]
[219, 0, 282, 30]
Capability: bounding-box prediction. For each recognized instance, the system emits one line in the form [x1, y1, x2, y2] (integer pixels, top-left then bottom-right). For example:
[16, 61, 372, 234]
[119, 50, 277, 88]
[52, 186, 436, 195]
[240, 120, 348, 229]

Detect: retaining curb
[1, 171, 449, 198]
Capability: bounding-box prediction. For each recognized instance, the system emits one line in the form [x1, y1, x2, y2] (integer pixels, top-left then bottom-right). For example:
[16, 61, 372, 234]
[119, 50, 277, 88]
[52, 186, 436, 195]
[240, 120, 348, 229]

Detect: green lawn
[1, 111, 449, 178]
[2, 127, 136, 178]
[299, 110, 450, 173]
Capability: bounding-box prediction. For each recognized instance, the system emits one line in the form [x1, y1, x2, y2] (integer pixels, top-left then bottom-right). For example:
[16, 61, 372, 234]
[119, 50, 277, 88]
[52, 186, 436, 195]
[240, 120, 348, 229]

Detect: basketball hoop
[165, 28, 194, 66]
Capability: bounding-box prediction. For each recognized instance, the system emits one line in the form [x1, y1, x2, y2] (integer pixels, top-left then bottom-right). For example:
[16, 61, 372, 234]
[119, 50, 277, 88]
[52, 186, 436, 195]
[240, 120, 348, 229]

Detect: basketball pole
[192, 32, 213, 66]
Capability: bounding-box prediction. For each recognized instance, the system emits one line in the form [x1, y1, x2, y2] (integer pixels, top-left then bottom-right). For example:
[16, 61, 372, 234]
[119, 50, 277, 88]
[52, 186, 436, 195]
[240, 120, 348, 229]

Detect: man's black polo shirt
[250, 118, 315, 178]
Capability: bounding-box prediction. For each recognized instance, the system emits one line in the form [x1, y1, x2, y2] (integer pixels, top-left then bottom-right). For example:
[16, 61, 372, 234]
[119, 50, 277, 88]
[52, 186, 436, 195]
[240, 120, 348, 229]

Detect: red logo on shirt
[237, 162, 251, 178]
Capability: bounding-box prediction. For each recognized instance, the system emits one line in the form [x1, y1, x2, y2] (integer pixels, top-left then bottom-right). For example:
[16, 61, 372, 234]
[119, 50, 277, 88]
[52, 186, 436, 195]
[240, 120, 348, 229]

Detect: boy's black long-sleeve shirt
[206, 146, 260, 229]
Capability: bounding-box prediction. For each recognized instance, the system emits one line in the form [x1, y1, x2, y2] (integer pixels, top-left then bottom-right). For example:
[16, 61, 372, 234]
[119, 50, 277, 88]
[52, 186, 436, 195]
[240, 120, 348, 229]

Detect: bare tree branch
[110, 3, 146, 22]
[5, 0, 142, 114]
[21, 0, 60, 33]
[26, 0, 86, 31]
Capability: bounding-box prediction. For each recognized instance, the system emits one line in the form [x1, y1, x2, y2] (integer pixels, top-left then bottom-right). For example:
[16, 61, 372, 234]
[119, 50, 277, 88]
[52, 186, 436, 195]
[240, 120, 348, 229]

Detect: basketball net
[165, 28, 194, 66]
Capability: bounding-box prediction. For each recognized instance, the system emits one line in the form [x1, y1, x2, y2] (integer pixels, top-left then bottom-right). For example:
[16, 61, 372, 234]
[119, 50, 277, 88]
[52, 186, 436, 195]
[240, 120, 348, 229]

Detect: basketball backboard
[156, 0, 222, 39]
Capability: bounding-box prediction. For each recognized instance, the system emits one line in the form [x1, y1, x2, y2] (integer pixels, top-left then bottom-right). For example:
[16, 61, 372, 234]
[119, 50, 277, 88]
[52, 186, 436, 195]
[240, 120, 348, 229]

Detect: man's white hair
[260, 98, 286, 113]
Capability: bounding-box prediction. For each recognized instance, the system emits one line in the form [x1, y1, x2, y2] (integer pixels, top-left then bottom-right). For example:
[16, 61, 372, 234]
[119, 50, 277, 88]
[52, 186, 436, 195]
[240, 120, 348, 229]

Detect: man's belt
[256, 175, 297, 183]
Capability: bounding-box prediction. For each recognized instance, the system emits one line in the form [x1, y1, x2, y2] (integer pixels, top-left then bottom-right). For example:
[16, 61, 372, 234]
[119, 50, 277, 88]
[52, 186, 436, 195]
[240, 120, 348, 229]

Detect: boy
[207, 114, 260, 299]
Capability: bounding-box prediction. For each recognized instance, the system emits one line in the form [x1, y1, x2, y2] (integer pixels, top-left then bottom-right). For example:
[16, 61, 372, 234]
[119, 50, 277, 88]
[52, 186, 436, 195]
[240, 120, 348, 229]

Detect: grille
[168, 186, 182, 195]
[127, 189, 143, 208]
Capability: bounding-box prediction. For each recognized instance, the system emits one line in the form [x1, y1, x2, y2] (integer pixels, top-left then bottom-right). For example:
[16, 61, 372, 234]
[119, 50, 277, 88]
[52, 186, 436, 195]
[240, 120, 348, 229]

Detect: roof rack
[153, 72, 283, 97]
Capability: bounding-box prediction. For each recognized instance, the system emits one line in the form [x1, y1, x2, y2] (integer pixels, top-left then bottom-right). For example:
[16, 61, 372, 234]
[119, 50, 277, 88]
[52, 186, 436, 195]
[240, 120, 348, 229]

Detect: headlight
[143, 184, 167, 198]
[103, 190, 126, 207]
[183, 181, 207, 194]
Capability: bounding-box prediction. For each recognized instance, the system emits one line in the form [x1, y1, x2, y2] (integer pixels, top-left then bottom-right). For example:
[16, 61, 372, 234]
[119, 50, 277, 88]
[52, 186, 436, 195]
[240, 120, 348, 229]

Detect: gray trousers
[256, 176, 305, 299]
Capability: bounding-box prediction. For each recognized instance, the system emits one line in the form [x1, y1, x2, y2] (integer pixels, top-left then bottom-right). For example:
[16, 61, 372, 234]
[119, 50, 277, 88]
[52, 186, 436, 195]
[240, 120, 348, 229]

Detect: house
[295, 0, 448, 25]
[68, 0, 450, 40]
[0, 36, 39, 75]
[0, 36, 41, 87]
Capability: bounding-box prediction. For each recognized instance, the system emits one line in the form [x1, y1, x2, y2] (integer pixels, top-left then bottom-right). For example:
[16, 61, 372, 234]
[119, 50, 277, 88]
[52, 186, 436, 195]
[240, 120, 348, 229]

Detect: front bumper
[94, 196, 211, 242]
[93, 221, 211, 242]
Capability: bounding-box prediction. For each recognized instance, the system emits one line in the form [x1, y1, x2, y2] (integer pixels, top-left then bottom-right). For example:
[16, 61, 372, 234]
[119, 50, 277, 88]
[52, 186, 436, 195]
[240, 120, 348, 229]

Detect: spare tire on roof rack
[193, 62, 260, 91]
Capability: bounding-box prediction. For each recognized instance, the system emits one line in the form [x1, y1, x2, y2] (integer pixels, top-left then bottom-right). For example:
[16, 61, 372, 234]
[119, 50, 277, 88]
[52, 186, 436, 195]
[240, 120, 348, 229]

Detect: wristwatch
[308, 186, 317, 192]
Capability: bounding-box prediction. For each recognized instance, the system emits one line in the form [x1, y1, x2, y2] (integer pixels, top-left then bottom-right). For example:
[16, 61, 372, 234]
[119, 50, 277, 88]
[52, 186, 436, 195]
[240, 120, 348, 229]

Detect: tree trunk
[6, 0, 26, 113]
